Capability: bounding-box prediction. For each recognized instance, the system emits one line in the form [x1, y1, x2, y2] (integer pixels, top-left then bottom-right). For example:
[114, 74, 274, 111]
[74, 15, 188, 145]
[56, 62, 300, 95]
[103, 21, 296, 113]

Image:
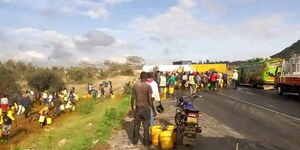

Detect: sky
[0, 0, 299, 66]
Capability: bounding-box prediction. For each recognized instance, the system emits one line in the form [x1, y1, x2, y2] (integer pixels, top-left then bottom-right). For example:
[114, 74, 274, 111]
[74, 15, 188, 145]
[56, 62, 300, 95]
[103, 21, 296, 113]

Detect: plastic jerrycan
[151, 125, 162, 146]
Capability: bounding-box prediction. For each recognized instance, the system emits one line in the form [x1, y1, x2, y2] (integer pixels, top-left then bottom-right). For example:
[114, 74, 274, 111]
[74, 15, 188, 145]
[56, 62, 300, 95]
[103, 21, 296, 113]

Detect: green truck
[239, 58, 283, 88]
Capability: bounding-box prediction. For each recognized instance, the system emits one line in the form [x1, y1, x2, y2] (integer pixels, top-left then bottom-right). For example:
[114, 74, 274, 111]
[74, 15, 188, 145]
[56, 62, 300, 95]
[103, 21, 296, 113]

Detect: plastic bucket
[166, 125, 176, 144]
[169, 87, 174, 94]
[151, 126, 162, 146]
[163, 88, 168, 94]
[166, 125, 176, 132]
[39, 116, 45, 123]
[159, 131, 174, 150]
[46, 118, 52, 125]
[60, 105, 65, 111]
[111, 94, 116, 99]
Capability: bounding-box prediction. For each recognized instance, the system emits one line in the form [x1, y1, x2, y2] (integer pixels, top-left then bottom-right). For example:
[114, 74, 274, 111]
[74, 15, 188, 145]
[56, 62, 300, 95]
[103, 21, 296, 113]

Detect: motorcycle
[175, 94, 202, 146]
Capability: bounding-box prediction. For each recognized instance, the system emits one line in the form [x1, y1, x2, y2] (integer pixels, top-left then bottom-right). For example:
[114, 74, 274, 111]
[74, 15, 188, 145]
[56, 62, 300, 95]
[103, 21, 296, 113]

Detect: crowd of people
[152, 70, 232, 100]
[87, 80, 114, 99]
[131, 69, 239, 147]
[0, 87, 79, 142]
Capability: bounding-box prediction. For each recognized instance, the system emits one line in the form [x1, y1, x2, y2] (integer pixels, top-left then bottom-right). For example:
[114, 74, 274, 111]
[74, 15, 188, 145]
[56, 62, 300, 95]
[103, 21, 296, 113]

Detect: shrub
[27, 69, 65, 92]
[67, 67, 94, 84]
[0, 65, 20, 96]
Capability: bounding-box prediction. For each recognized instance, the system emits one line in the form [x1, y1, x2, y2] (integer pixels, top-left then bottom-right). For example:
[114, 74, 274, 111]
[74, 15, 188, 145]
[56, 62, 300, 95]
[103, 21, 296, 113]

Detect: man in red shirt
[210, 72, 218, 91]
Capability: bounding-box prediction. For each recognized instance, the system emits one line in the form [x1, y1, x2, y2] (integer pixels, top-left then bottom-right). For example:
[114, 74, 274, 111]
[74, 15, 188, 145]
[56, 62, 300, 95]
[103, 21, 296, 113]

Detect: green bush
[27, 69, 65, 92]
[67, 67, 95, 84]
[0, 65, 20, 97]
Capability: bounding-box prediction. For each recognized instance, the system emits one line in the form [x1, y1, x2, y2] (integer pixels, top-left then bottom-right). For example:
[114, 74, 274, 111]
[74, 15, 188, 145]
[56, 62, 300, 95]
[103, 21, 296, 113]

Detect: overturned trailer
[142, 65, 195, 72]
[142, 64, 228, 73]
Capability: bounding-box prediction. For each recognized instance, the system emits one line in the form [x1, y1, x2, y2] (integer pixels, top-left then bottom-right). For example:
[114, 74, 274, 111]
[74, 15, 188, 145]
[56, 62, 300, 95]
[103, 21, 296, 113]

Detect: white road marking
[215, 92, 300, 122]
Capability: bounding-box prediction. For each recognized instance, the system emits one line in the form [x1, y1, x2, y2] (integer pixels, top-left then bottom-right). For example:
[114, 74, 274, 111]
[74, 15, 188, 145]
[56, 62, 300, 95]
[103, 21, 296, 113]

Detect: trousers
[133, 106, 151, 146]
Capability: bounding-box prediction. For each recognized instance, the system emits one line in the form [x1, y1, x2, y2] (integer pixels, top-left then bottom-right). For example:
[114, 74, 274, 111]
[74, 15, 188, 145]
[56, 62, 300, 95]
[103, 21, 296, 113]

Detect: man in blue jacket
[22, 94, 32, 118]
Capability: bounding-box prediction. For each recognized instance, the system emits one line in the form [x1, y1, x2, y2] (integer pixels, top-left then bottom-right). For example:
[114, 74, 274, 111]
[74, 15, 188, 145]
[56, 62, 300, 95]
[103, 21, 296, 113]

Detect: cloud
[103, 0, 131, 5]
[81, 8, 109, 19]
[0, 0, 11, 3]
[76, 0, 132, 19]
[0, 30, 6, 41]
[13, 50, 47, 64]
[60, 7, 73, 13]
[41, 9, 62, 18]
[131, 4, 225, 38]
[129, 0, 300, 62]
[48, 42, 73, 64]
[178, 0, 198, 9]
[0, 27, 141, 66]
[75, 30, 116, 47]
[200, 0, 224, 13]
[238, 14, 285, 40]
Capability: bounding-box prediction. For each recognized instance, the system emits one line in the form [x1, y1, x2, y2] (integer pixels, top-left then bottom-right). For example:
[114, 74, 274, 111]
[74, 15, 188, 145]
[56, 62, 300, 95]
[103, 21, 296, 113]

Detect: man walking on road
[131, 72, 156, 147]
[233, 70, 239, 90]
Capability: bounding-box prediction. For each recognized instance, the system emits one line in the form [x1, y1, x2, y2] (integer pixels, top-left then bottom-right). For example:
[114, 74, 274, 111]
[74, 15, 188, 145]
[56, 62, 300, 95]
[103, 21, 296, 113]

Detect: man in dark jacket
[22, 94, 31, 118]
[52, 93, 62, 117]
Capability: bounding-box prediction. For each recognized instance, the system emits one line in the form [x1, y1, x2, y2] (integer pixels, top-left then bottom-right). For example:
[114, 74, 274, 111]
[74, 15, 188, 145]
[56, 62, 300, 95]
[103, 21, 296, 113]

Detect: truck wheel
[277, 86, 283, 96]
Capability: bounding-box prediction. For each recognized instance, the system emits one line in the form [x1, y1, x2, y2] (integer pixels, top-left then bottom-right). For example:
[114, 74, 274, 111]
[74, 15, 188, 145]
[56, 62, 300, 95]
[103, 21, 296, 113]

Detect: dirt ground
[107, 98, 244, 150]
[0, 75, 136, 150]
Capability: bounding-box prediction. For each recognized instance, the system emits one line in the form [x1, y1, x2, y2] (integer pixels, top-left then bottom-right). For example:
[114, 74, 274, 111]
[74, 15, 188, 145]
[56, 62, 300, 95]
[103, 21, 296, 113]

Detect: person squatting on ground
[131, 72, 156, 147]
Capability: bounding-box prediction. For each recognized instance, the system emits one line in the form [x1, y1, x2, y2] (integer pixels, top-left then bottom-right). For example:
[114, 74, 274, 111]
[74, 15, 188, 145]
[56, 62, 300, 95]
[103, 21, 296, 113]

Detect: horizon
[0, 0, 299, 66]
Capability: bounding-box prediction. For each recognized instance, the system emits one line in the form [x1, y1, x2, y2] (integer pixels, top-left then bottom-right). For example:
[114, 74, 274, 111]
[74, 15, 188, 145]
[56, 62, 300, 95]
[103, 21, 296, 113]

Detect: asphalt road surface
[190, 86, 300, 150]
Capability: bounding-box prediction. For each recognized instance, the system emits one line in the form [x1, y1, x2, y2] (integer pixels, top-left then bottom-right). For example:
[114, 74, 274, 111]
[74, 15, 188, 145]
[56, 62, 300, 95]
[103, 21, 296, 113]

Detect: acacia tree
[125, 56, 144, 69]
[28, 69, 65, 92]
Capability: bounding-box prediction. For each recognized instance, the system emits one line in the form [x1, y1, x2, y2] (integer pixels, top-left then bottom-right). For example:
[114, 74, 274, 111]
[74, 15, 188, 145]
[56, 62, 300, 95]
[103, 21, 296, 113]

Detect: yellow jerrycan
[151, 125, 162, 146]
[159, 131, 174, 150]
[39, 115, 45, 123]
[46, 118, 52, 125]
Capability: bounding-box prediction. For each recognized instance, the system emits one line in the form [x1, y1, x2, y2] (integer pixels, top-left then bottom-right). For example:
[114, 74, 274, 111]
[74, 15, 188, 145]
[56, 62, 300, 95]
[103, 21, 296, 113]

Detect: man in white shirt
[146, 73, 160, 126]
[233, 70, 239, 90]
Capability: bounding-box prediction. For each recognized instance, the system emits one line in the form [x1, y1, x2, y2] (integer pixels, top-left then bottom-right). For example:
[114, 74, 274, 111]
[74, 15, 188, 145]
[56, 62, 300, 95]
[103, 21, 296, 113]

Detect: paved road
[192, 87, 300, 150]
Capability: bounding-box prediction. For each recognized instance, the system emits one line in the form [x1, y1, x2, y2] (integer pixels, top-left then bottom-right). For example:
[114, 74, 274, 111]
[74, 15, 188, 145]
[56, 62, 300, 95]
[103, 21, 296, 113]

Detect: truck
[238, 58, 282, 88]
[274, 54, 300, 96]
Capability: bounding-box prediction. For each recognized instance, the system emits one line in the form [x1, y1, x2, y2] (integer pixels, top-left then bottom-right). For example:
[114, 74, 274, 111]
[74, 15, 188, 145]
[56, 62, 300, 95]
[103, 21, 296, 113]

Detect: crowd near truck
[238, 58, 282, 88]
[275, 54, 300, 96]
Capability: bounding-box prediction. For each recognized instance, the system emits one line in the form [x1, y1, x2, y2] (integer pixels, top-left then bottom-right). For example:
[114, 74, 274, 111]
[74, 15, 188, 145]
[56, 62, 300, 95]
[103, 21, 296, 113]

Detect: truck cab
[274, 55, 300, 97]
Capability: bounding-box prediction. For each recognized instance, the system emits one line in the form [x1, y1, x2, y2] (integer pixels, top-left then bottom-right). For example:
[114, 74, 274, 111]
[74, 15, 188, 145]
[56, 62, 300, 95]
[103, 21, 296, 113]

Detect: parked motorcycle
[175, 94, 202, 146]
